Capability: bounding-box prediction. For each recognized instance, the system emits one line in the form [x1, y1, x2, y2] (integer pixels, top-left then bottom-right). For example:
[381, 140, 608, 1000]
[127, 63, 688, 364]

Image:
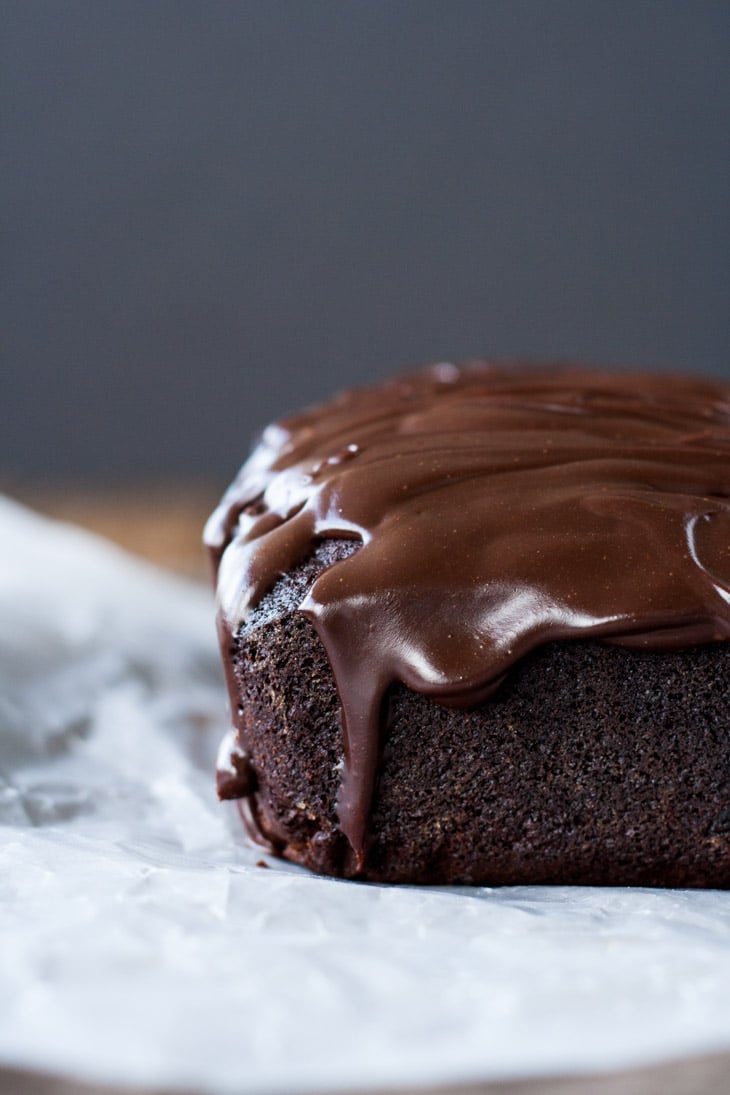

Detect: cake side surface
[205, 362, 730, 881]
[221, 540, 730, 887]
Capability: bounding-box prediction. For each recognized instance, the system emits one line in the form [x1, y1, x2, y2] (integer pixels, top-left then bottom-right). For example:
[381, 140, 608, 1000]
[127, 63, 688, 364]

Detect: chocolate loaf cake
[205, 363, 730, 886]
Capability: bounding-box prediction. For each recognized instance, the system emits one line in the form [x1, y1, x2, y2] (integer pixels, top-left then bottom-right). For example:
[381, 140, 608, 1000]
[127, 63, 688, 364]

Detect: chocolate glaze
[205, 363, 730, 869]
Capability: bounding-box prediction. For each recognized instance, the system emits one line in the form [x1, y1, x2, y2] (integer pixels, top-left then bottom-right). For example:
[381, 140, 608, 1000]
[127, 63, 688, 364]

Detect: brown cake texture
[205, 363, 730, 886]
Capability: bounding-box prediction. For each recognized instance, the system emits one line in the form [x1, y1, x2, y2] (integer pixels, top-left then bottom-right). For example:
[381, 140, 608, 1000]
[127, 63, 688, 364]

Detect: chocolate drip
[205, 363, 730, 868]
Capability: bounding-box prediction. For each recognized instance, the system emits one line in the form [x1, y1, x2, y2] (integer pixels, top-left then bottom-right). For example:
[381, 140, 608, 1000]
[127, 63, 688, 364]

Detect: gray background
[2, 1, 729, 483]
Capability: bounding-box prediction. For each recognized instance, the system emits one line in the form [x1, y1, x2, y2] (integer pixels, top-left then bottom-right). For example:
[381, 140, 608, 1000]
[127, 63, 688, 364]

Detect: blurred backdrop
[2, 0, 729, 489]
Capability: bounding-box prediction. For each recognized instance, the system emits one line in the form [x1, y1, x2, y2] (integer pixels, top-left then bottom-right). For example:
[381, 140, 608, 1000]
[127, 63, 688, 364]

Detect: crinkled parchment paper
[1, 495, 729, 1094]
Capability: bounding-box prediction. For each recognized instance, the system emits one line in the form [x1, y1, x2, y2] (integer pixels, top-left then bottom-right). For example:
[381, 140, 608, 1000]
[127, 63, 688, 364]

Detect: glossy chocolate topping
[205, 363, 730, 867]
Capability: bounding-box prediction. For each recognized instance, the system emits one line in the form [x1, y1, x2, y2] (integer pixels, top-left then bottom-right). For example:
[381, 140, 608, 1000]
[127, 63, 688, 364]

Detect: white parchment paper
[1, 495, 729, 1094]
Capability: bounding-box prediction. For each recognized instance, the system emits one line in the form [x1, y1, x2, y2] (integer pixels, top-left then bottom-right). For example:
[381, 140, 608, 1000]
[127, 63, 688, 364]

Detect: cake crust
[222, 540, 730, 887]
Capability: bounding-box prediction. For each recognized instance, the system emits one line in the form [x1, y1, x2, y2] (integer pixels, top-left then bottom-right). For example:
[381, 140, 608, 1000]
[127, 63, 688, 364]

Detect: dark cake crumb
[230, 541, 730, 887]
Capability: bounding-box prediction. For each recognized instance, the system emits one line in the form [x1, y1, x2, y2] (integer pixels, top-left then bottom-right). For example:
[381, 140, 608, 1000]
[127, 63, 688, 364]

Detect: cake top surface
[206, 362, 730, 862]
